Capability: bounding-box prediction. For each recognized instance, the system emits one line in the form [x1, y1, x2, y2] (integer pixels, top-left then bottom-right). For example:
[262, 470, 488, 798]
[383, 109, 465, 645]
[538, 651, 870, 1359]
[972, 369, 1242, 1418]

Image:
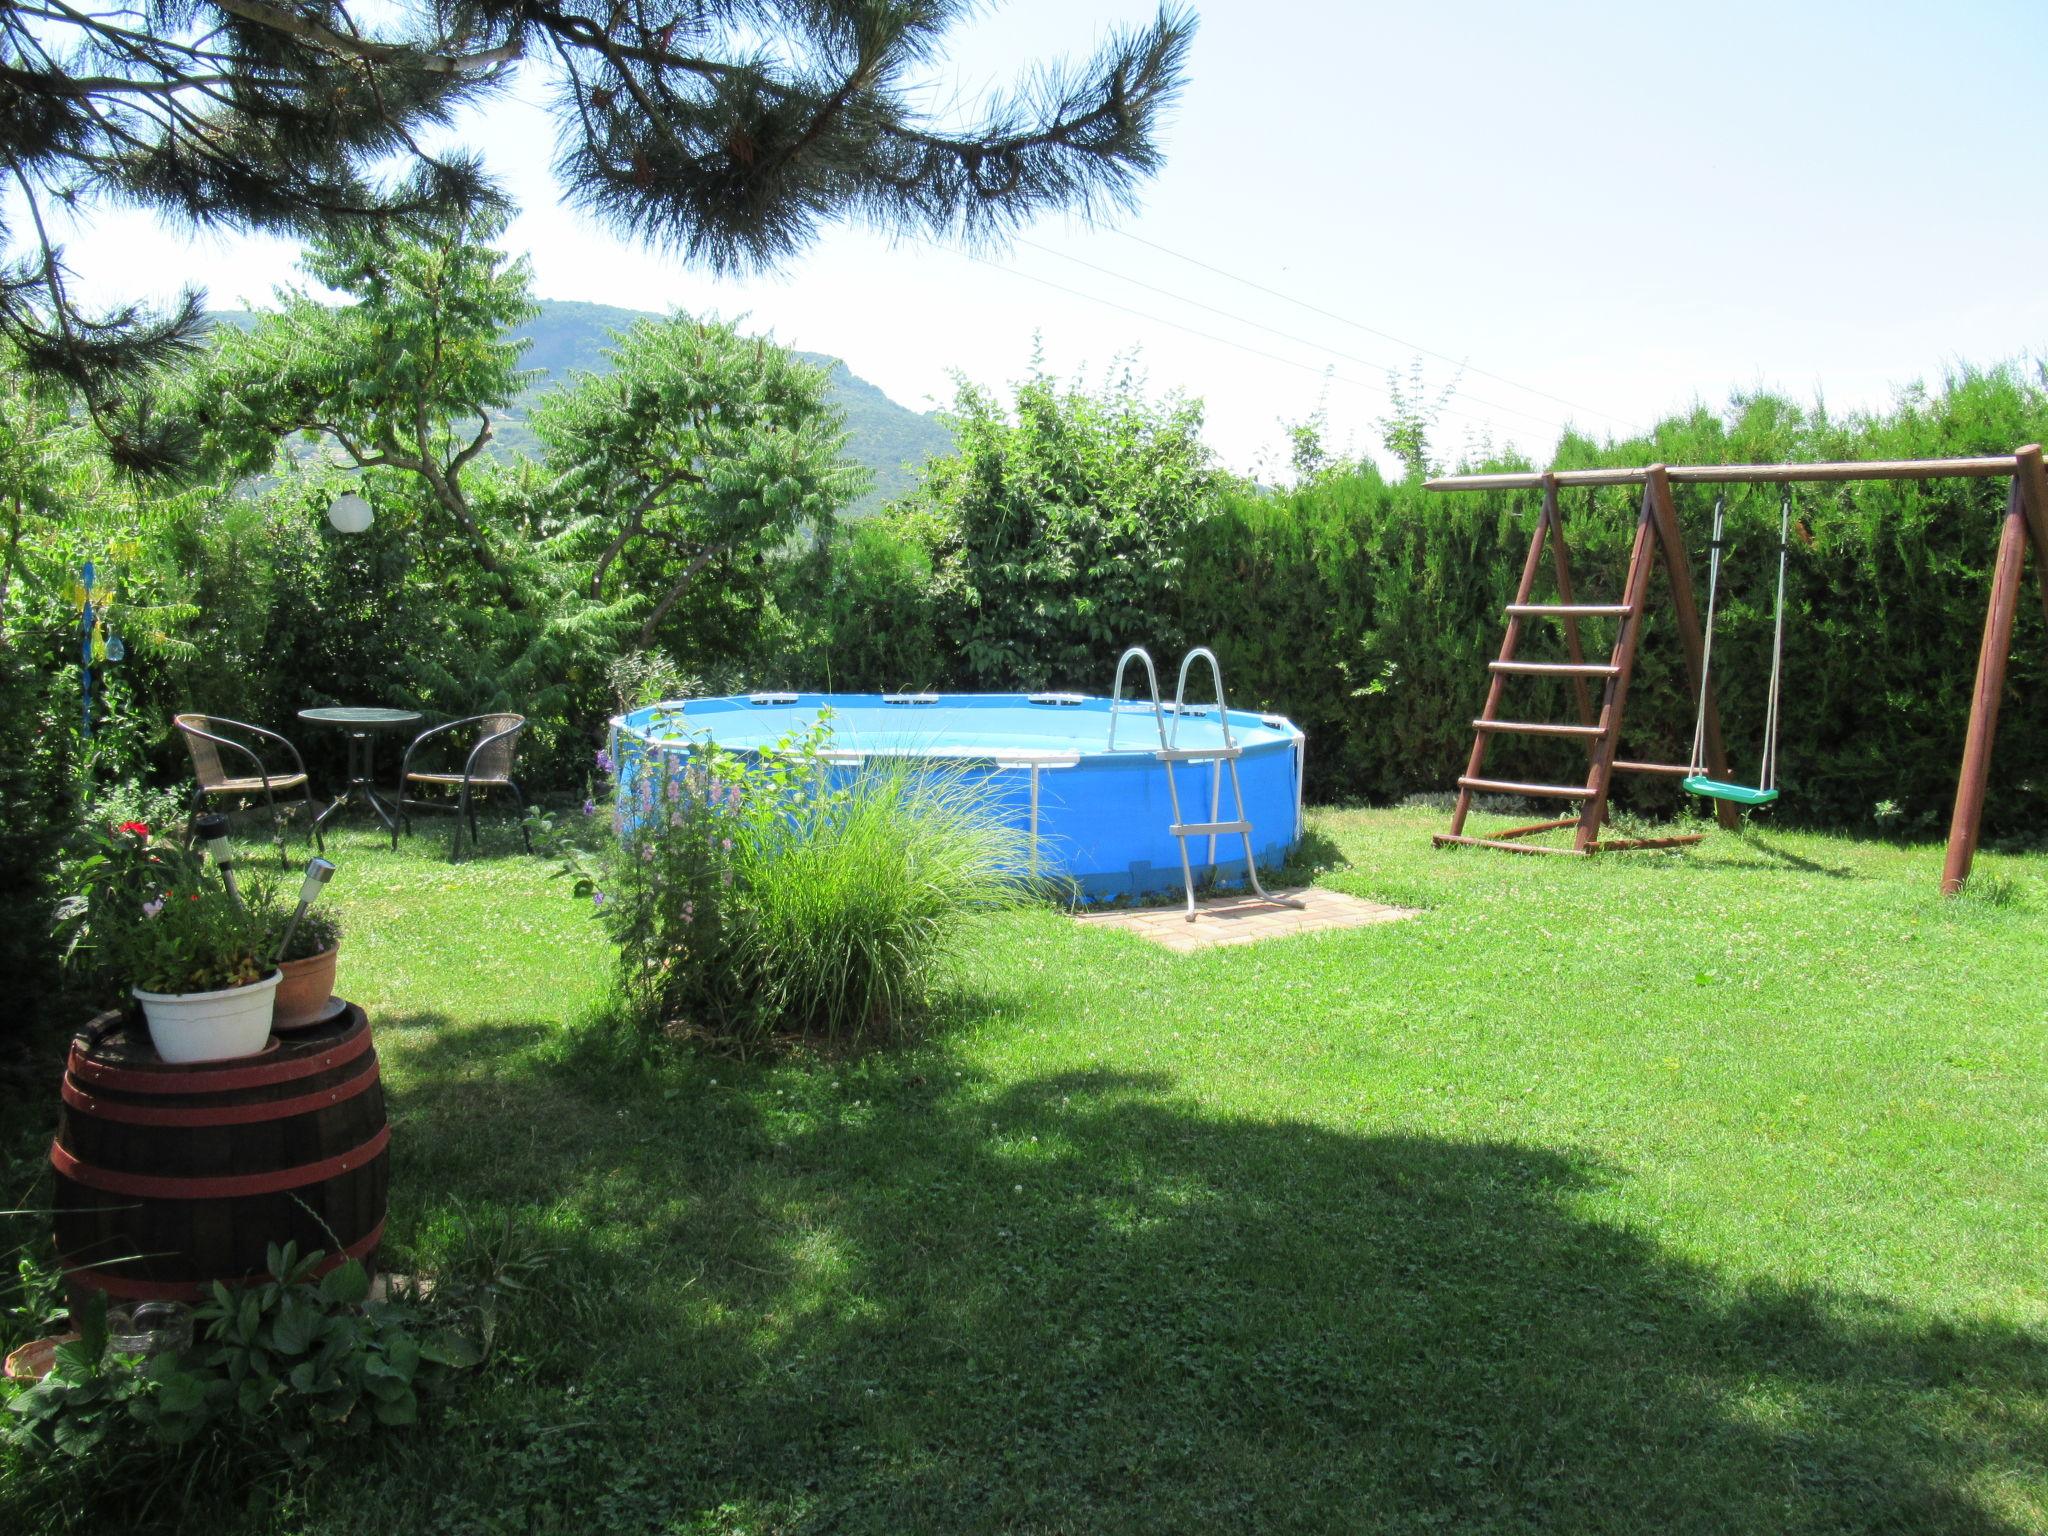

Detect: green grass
[10, 806, 2048, 1533]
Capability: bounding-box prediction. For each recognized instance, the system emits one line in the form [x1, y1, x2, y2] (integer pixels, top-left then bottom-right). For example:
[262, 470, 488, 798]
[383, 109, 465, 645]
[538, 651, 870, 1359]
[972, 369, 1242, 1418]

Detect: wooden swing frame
[1424, 445, 2048, 895]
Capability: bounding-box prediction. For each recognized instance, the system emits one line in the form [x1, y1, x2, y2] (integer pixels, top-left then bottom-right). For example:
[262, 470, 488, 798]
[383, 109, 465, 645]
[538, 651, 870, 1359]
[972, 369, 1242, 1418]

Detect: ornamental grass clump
[737, 756, 1032, 1042]
[564, 710, 1031, 1049]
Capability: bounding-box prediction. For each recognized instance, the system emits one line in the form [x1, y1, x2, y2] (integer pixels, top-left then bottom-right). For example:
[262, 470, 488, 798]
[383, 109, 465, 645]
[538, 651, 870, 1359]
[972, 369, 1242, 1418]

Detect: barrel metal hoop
[61, 1217, 387, 1301]
[49, 1123, 391, 1200]
[69, 1015, 372, 1094]
[61, 1057, 379, 1128]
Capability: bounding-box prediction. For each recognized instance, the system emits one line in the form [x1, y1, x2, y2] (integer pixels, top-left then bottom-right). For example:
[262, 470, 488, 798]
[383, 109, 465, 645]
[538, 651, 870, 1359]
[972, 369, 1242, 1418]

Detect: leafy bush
[876, 360, 1224, 690]
[55, 825, 268, 997]
[3, 1243, 480, 1510]
[554, 710, 1029, 1049]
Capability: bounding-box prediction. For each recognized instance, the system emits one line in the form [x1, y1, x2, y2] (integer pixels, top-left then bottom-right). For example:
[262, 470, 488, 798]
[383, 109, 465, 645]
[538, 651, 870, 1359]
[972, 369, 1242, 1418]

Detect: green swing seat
[1683, 492, 1793, 814]
[1681, 774, 1779, 808]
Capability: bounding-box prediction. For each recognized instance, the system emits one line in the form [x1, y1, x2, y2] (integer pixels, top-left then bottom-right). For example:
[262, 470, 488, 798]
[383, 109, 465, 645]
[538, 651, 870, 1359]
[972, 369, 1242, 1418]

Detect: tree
[191, 210, 537, 573]
[0, 1, 1196, 465]
[536, 316, 866, 649]
[905, 358, 1224, 688]
[1377, 358, 1464, 481]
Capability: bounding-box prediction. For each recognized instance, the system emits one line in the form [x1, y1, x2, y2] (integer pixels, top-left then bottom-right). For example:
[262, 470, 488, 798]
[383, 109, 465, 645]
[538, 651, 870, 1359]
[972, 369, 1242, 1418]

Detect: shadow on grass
[349, 1016, 2048, 1536]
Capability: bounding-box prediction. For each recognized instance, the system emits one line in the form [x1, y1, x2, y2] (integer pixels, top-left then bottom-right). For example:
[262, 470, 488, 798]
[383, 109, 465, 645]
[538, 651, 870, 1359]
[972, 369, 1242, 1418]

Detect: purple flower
[591, 891, 606, 909]
[641, 845, 655, 863]
[680, 900, 695, 923]
[720, 837, 733, 853]
[665, 778, 682, 802]
[141, 895, 165, 919]
[582, 798, 597, 817]
[595, 748, 615, 775]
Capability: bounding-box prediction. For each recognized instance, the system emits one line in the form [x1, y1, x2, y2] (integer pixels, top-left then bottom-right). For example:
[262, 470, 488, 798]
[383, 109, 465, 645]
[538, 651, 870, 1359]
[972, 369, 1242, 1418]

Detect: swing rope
[1687, 492, 1792, 802]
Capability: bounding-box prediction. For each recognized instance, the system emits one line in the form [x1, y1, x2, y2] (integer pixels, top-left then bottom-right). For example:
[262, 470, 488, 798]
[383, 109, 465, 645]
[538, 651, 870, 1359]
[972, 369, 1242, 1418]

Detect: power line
[1108, 228, 1643, 432]
[923, 239, 1557, 445]
[1012, 234, 1576, 436]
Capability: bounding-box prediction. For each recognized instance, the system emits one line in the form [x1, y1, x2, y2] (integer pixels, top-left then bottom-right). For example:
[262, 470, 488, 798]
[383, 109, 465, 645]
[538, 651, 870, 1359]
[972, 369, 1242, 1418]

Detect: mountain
[212, 300, 954, 515]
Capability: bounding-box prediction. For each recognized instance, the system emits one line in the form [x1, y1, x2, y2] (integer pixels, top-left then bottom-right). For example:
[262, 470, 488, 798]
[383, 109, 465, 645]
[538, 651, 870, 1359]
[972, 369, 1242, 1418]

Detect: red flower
[118, 821, 150, 837]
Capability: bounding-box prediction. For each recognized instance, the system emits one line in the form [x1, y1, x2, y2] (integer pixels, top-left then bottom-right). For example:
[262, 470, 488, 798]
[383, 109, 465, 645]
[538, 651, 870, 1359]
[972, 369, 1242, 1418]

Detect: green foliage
[190, 210, 539, 577]
[810, 510, 954, 689]
[736, 756, 1034, 1044]
[4, 1243, 480, 1482]
[886, 360, 1226, 689]
[56, 825, 268, 997]
[246, 874, 343, 963]
[536, 312, 867, 650]
[1179, 364, 2048, 833]
[551, 712, 1028, 1049]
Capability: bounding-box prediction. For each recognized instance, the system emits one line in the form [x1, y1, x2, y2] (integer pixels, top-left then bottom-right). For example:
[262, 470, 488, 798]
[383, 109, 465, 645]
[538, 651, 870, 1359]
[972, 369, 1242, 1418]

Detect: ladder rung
[1504, 603, 1633, 618]
[1472, 719, 1605, 738]
[1171, 820, 1251, 838]
[1612, 759, 1693, 777]
[1489, 660, 1621, 678]
[1156, 747, 1241, 762]
[1458, 776, 1590, 800]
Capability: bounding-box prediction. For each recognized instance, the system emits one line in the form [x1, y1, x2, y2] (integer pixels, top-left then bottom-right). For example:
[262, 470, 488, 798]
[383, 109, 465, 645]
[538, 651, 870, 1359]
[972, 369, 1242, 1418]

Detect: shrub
[557, 711, 1030, 1050]
[886, 360, 1225, 690]
[736, 756, 1032, 1041]
[1, 1243, 482, 1519]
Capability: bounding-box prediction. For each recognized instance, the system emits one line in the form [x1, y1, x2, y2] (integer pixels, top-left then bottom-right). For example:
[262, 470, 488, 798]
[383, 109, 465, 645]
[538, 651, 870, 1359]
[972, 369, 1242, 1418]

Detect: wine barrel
[51, 1003, 388, 1301]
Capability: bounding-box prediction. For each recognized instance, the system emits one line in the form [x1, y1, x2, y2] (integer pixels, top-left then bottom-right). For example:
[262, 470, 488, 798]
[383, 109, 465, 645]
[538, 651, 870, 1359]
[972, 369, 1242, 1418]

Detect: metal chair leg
[303, 785, 323, 855]
[510, 782, 532, 852]
[460, 784, 477, 854]
[261, 784, 287, 867]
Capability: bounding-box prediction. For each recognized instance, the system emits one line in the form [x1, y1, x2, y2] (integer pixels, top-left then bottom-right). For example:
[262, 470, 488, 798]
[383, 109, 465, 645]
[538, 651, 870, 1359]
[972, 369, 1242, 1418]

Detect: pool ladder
[1109, 646, 1301, 922]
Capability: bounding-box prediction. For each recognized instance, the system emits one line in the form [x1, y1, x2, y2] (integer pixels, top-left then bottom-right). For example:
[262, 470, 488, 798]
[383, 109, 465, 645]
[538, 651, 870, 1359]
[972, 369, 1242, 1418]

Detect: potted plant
[61, 823, 278, 1063]
[270, 906, 342, 1030]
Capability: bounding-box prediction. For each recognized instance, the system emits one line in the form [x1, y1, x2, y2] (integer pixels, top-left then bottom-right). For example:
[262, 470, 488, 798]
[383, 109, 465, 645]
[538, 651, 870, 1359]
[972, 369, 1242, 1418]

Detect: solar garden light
[270, 858, 336, 969]
[192, 812, 242, 908]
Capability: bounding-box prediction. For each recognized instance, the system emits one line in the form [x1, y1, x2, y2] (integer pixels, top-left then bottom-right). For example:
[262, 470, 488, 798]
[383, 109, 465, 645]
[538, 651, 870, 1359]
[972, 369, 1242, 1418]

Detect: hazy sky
[34, 0, 2048, 474]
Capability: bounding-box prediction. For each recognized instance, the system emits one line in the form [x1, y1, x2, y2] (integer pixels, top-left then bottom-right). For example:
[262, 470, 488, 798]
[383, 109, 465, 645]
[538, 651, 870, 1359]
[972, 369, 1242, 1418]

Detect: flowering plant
[547, 706, 1030, 1049]
[550, 711, 842, 1036]
[57, 822, 270, 996]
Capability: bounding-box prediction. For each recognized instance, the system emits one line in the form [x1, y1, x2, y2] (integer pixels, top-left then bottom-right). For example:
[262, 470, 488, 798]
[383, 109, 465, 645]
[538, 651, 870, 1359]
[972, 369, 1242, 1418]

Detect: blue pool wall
[609, 693, 1304, 902]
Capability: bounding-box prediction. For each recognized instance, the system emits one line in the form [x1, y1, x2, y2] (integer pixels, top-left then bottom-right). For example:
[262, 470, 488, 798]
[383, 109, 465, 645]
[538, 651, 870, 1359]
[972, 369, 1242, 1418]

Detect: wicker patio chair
[397, 713, 531, 853]
[173, 713, 322, 864]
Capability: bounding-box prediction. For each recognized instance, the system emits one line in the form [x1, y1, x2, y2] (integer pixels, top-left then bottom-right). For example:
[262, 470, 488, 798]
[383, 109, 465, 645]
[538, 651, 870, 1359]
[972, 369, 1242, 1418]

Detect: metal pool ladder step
[1108, 645, 1302, 922]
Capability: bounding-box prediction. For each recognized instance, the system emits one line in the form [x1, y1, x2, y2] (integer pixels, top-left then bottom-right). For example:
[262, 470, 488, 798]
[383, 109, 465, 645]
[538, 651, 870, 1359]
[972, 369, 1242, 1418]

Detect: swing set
[1423, 445, 2048, 895]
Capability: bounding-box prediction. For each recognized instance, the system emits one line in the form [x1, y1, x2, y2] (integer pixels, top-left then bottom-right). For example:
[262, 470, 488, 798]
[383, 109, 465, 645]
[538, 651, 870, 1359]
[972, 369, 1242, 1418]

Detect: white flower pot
[132, 971, 281, 1064]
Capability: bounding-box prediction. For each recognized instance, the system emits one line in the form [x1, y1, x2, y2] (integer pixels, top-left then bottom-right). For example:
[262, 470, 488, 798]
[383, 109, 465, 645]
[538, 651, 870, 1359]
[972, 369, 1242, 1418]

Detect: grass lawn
[10, 805, 2048, 1533]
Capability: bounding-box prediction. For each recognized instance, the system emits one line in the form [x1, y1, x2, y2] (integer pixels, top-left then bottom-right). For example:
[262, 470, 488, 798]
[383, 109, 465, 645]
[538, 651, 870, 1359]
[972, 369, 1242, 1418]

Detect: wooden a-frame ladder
[1435, 465, 1742, 856]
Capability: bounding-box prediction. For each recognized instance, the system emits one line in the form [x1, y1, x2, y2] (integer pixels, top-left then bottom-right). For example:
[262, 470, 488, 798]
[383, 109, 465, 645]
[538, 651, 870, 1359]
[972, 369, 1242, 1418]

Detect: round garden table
[298, 706, 423, 838]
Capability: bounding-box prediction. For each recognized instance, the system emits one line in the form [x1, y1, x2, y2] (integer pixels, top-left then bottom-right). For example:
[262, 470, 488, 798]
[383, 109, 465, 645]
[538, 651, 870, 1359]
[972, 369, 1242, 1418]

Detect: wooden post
[2016, 443, 2048, 633]
[1942, 460, 2041, 895]
[1642, 467, 1741, 831]
[1575, 483, 1660, 851]
[1449, 480, 1555, 838]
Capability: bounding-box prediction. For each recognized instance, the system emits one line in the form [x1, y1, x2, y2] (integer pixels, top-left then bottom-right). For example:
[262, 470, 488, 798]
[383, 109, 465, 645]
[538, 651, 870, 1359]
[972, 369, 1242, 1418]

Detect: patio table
[299, 706, 424, 838]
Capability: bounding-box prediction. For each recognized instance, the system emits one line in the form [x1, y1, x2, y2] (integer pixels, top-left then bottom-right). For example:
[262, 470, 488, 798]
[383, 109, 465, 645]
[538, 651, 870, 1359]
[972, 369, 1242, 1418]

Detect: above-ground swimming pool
[610, 692, 1305, 901]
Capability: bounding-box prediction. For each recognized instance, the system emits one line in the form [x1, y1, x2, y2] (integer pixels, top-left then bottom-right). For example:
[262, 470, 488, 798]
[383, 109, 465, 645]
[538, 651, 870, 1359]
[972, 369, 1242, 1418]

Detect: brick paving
[1073, 885, 1418, 952]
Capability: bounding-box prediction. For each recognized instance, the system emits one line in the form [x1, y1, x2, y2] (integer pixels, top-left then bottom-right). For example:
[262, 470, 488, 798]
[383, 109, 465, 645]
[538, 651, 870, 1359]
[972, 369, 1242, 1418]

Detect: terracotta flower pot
[274, 945, 340, 1030]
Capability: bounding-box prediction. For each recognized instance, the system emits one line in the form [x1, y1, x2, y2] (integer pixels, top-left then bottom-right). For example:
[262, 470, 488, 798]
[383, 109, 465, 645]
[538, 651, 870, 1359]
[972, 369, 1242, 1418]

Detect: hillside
[213, 300, 953, 515]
